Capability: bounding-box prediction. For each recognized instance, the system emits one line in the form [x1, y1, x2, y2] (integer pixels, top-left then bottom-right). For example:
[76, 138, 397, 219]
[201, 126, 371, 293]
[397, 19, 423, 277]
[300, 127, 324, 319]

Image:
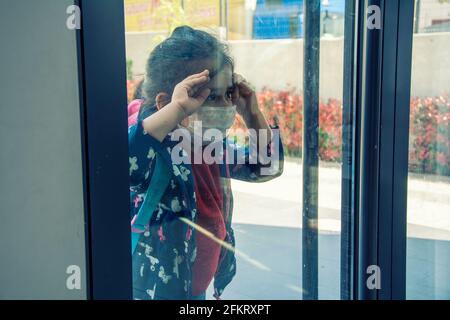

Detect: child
[128, 26, 284, 300]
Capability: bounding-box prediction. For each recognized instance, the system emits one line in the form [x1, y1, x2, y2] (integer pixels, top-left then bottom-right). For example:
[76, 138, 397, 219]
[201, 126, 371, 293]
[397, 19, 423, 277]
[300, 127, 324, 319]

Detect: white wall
[411, 32, 450, 97]
[418, 0, 450, 31]
[0, 0, 87, 299]
[126, 32, 450, 100]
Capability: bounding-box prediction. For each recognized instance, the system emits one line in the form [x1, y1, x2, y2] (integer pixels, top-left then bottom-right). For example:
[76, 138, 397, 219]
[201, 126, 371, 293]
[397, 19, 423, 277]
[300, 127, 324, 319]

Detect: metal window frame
[76, 0, 132, 300]
[340, 0, 361, 300]
[356, 0, 414, 300]
[302, 0, 321, 301]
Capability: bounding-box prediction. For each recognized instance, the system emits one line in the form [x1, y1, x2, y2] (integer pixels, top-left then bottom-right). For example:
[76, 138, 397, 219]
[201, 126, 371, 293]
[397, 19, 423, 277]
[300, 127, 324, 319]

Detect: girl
[128, 26, 283, 300]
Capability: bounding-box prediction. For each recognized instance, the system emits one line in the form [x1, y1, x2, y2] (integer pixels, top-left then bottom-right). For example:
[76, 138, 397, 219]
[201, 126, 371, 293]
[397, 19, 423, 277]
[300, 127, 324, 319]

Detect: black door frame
[356, 0, 414, 300]
[76, 0, 132, 299]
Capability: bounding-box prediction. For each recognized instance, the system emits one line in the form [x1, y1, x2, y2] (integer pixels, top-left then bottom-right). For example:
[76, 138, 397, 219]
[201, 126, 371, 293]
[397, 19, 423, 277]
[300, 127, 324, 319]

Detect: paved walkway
[205, 160, 450, 300]
[231, 159, 450, 240]
[206, 223, 450, 300]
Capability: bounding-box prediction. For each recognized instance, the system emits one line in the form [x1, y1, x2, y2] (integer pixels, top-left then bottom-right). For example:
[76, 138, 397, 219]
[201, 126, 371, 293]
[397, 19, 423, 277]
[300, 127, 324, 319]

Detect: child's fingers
[237, 80, 253, 96]
[183, 76, 210, 98]
[183, 69, 210, 82]
[177, 70, 210, 98]
[233, 73, 244, 84]
[233, 73, 253, 96]
[231, 83, 240, 103]
[184, 75, 209, 89]
[193, 87, 211, 104]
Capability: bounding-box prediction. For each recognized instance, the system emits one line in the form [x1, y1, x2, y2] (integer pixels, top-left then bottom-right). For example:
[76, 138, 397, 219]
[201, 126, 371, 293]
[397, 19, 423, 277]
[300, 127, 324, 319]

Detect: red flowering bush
[231, 89, 449, 176]
[318, 98, 342, 162]
[127, 80, 137, 103]
[409, 96, 450, 176]
[230, 87, 342, 162]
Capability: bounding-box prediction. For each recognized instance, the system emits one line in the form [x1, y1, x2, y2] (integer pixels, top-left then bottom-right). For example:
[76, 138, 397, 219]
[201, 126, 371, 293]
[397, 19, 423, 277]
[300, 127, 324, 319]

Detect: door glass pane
[124, 0, 352, 300]
[406, 0, 450, 300]
[318, 0, 348, 299]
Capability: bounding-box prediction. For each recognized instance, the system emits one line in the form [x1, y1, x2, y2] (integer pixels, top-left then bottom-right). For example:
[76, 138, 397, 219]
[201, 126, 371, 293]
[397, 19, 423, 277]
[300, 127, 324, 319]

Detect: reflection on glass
[124, 0, 347, 300]
[406, 0, 450, 300]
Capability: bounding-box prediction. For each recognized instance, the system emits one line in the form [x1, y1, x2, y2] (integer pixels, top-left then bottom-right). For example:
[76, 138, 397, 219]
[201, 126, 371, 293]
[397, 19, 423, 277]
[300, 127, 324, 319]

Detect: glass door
[406, 0, 450, 299]
[123, 0, 356, 300]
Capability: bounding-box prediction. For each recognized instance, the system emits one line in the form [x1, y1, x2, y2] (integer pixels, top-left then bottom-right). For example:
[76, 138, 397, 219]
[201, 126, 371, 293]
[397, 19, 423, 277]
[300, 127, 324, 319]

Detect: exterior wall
[417, 0, 450, 31]
[126, 32, 450, 100]
[0, 0, 87, 299]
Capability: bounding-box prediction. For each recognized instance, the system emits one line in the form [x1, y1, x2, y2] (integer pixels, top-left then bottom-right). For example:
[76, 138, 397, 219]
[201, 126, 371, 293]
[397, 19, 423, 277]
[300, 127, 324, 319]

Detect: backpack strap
[131, 153, 172, 254]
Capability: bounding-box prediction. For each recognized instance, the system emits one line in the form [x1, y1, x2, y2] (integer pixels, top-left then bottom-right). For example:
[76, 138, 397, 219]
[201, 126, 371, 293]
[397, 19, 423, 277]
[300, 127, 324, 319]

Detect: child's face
[178, 60, 235, 131]
[199, 61, 235, 108]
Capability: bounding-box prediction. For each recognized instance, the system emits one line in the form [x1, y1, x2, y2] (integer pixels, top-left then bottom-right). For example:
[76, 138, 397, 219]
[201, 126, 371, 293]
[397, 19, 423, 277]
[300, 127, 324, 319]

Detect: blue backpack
[130, 153, 172, 254]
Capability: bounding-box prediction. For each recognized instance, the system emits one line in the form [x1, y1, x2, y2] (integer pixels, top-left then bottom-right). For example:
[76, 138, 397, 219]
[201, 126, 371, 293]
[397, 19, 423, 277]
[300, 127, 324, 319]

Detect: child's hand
[171, 70, 211, 118]
[231, 73, 260, 123]
[231, 73, 273, 146]
[142, 70, 210, 142]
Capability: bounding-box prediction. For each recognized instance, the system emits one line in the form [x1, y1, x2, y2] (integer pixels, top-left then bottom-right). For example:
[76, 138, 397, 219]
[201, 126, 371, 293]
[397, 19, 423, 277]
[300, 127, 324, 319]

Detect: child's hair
[140, 26, 234, 116]
[132, 78, 145, 100]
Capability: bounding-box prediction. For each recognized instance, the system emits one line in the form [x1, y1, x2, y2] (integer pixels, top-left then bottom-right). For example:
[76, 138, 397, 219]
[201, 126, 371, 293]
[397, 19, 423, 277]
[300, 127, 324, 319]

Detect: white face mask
[185, 105, 237, 143]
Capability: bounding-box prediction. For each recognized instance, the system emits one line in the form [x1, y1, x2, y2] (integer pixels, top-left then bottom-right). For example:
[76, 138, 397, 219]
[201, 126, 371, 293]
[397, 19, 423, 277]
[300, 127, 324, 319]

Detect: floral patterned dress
[128, 104, 284, 300]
